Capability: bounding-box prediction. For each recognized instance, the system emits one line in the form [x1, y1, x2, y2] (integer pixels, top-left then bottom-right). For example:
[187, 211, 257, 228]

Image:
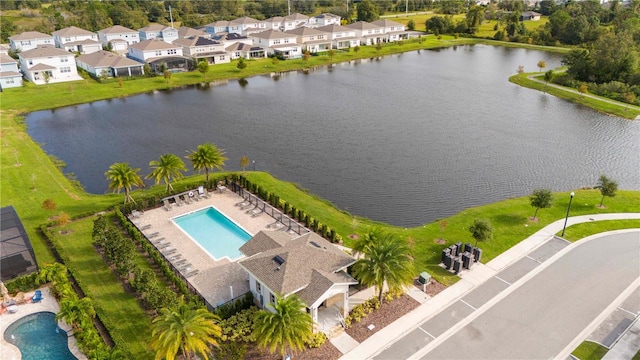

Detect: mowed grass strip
[51, 217, 153, 359]
[559, 220, 640, 242]
[572, 341, 609, 360]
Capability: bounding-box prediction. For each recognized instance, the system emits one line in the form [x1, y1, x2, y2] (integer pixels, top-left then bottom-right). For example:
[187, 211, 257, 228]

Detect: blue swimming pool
[173, 207, 252, 261]
[4, 311, 77, 360]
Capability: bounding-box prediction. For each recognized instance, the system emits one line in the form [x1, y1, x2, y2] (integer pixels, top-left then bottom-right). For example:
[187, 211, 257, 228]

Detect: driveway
[418, 231, 640, 359]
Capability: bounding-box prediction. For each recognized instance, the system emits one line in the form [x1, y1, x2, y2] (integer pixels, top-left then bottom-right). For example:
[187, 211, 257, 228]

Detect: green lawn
[510, 73, 640, 120]
[51, 217, 153, 358]
[559, 220, 640, 242]
[572, 341, 609, 360]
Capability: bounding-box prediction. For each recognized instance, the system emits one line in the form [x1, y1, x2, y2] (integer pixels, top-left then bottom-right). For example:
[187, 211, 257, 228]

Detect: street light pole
[252, 160, 255, 171]
[561, 192, 575, 237]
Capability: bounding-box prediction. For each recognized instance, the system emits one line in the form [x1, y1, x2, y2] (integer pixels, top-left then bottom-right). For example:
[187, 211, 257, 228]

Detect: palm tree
[352, 230, 414, 304]
[151, 298, 221, 360]
[147, 153, 187, 193]
[56, 295, 96, 329]
[253, 294, 313, 359]
[185, 143, 227, 183]
[105, 162, 145, 204]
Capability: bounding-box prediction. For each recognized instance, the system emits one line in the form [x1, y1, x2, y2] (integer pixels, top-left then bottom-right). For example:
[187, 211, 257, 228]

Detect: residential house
[204, 20, 230, 35]
[18, 45, 81, 85]
[310, 13, 341, 27]
[173, 36, 229, 65]
[228, 17, 267, 36]
[251, 30, 301, 59]
[52, 26, 101, 54]
[97, 25, 139, 54]
[238, 231, 357, 328]
[0, 44, 10, 55]
[138, 24, 179, 44]
[282, 13, 310, 31]
[9, 31, 54, 52]
[285, 27, 331, 53]
[0, 54, 23, 89]
[76, 50, 144, 78]
[346, 21, 385, 45]
[370, 19, 408, 42]
[127, 39, 191, 72]
[264, 16, 285, 31]
[225, 42, 266, 60]
[177, 26, 209, 39]
[212, 33, 253, 48]
[317, 24, 359, 49]
[520, 11, 542, 21]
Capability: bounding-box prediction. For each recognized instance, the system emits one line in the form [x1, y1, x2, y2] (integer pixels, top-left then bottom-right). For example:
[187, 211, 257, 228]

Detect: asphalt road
[421, 231, 640, 359]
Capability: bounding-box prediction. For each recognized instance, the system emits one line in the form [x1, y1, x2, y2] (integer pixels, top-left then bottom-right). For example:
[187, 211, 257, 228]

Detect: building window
[272, 39, 280, 45]
[60, 66, 71, 73]
[61, 57, 68, 63]
[65, 37, 71, 42]
[270, 293, 276, 304]
[155, 51, 162, 56]
[256, 282, 261, 293]
[6, 78, 14, 84]
[168, 49, 177, 55]
[220, 55, 225, 60]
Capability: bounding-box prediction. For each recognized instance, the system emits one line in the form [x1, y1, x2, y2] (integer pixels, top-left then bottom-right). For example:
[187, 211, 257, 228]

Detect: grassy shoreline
[2, 38, 639, 356]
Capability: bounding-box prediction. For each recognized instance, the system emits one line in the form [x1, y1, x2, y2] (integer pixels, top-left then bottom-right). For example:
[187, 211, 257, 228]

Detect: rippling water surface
[26, 45, 640, 227]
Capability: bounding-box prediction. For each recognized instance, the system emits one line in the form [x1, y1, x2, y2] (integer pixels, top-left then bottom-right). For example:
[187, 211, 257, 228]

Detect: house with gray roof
[225, 42, 266, 60]
[238, 231, 357, 329]
[9, 31, 54, 52]
[76, 50, 144, 78]
[173, 36, 229, 65]
[128, 39, 191, 73]
[370, 19, 408, 42]
[285, 27, 331, 53]
[98, 25, 139, 54]
[0, 54, 23, 89]
[53, 26, 101, 54]
[317, 24, 359, 49]
[250, 30, 301, 59]
[138, 24, 178, 44]
[346, 21, 385, 45]
[204, 20, 230, 35]
[18, 45, 82, 85]
[309, 13, 342, 27]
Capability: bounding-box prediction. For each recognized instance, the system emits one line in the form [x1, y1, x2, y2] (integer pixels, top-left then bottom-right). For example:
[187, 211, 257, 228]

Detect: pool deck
[130, 189, 296, 307]
[0, 286, 86, 360]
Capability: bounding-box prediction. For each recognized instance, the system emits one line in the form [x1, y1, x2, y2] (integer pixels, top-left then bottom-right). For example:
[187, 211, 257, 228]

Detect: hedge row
[234, 175, 343, 244]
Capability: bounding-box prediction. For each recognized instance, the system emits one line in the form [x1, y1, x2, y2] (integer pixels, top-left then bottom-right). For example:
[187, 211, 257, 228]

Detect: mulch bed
[413, 278, 447, 297]
[241, 341, 342, 360]
[345, 294, 420, 343]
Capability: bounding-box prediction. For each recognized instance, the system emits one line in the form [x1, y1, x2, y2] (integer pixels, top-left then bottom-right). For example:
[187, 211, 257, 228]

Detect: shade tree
[529, 189, 553, 220]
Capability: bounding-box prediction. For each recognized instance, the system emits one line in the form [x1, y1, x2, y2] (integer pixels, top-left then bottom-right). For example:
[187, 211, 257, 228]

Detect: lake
[26, 45, 640, 227]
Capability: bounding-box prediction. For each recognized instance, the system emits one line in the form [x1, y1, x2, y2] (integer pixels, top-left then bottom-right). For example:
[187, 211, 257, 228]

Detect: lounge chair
[246, 206, 262, 216]
[163, 199, 172, 211]
[198, 186, 210, 199]
[146, 232, 160, 239]
[185, 269, 199, 278]
[236, 199, 251, 207]
[162, 247, 177, 256]
[139, 224, 152, 231]
[131, 210, 141, 218]
[167, 254, 182, 262]
[173, 259, 187, 266]
[31, 290, 43, 303]
[250, 209, 263, 217]
[241, 202, 256, 210]
[182, 194, 193, 204]
[156, 242, 171, 250]
[173, 196, 184, 207]
[178, 263, 192, 272]
[153, 238, 169, 245]
[190, 190, 200, 201]
[204, 188, 213, 197]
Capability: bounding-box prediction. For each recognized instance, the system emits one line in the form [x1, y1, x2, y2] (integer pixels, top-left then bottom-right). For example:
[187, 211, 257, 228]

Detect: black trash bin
[455, 242, 463, 255]
[444, 254, 454, 269]
[449, 244, 458, 257]
[464, 243, 472, 253]
[473, 248, 482, 263]
[462, 252, 471, 269]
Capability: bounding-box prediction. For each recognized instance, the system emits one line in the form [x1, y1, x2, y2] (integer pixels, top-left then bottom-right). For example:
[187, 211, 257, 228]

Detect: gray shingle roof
[346, 21, 382, 31]
[19, 45, 71, 59]
[9, 31, 53, 41]
[251, 29, 295, 40]
[239, 230, 292, 256]
[99, 25, 137, 34]
[238, 232, 356, 300]
[53, 26, 96, 37]
[285, 27, 328, 37]
[316, 24, 353, 33]
[76, 50, 143, 68]
[128, 39, 179, 51]
[0, 54, 17, 65]
[229, 17, 259, 26]
[371, 19, 404, 28]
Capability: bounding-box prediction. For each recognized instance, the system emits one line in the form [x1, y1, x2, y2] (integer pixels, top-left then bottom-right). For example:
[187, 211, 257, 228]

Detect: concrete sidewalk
[339, 213, 640, 360]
